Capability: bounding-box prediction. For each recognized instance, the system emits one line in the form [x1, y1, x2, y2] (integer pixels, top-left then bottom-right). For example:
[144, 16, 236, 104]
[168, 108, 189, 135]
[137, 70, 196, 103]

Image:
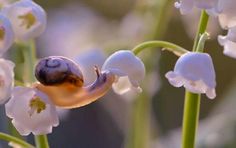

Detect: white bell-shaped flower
[0, 58, 14, 104]
[102, 50, 145, 95]
[5, 86, 59, 136]
[218, 27, 236, 58]
[175, 0, 220, 15]
[0, 14, 14, 55]
[165, 52, 216, 99]
[217, 0, 236, 29]
[2, 0, 46, 41]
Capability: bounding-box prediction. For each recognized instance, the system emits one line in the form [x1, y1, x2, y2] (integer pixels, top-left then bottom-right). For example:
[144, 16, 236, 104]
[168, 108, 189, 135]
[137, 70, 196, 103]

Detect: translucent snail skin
[34, 56, 116, 109]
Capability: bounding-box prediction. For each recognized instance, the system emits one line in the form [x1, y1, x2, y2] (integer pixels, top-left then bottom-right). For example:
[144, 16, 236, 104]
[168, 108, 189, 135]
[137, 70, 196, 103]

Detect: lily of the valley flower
[165, 52, 216, 99]
[217, 0, 236, 29]
[3, 0, 46, 41]
[0, 58, 14, 104]
[218, 26, 236, 58]
[5, 86, 59, 136]
[175, 0, 220, 15]
[0, 14, 14, 55]
[102, 50, 145, 95]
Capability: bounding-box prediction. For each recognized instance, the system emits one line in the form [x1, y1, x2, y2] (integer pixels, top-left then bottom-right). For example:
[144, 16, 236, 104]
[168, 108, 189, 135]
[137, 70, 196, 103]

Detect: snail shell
[35, 56, 84, 87]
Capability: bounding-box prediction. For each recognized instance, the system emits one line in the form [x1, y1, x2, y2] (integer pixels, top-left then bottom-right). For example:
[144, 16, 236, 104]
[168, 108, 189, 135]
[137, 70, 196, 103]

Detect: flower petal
[0, 14, 14, 56]
[206, 88, 216, 99]
[112, 76, 132, 94]
[175, 0, 220, 15]
[218, 27, 236, 58]
[3, 0, 46, 41]
[175, 0, 194, 14]
[0, 58, 14, 104]
[5, 86, 59, 135]
[102, 50, 145, 94]
[165, 71, 184, 87]
[217, 0, 236, 29]
[166, 52, 216, 99]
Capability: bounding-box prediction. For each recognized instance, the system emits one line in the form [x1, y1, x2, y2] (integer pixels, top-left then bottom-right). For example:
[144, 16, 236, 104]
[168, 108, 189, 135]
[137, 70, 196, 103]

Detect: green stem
[0, 132, 35, 148]
[34, 135, 49, 148]
[182, 92, 201, 148]
[132, 40, 188, 56]
[21, 40, 37, 83]
[195, 32, 209, 53]
[150, 0, 174, 39]
[182, 10, 209, 148]
[192, 11, 209, 51]
[125, 93, 150, 148]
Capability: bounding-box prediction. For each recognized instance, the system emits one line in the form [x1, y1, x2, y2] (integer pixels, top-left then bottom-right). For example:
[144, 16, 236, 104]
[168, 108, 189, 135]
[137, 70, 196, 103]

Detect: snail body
[35, 56, 115, 108]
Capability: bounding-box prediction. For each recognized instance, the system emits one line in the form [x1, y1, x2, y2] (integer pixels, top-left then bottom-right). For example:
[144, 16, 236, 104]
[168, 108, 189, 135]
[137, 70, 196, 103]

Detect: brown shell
[35, 56, 84, 87]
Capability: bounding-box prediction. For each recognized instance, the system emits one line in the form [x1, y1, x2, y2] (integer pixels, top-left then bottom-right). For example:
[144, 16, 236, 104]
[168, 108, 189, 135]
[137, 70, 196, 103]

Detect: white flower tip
[218, 30, 236, 59]
[206, 89, 216, 99]
[112, 76, 132, 94]
[165, 71, 183, 87]
[112, 76, 143, 95]
[112, 85, 142, 95]
[174, 1, 192, 15]
[217, 35, 226, 45]
[112, 85, 130, 95]
[174, 2, 181, 9]
[134, 86, 142, 93]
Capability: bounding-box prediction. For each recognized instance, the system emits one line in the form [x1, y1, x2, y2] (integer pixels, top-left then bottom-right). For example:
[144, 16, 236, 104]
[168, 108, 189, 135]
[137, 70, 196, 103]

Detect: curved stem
[192, 11, 209, 51]
[196, 32, 209, 53]
[34, 135, 49, 148]
[0, 132, 35, 148]
[132, 40, 188, 56]
[182, 10, 209, 148]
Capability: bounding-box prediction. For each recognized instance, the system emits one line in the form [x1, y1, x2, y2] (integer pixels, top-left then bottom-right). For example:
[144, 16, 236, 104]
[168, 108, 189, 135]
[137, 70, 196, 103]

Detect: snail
[34, 56, 115, 109]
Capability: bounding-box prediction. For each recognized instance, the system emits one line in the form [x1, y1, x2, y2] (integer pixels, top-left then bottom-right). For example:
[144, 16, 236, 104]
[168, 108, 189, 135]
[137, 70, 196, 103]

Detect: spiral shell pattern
[35, 56, 84, 86]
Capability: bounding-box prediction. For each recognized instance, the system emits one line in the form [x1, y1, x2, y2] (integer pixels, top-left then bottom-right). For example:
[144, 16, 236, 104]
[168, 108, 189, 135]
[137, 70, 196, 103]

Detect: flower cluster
[0, 0, 46, 104]
[3, 49, 145, 135]
[0, 0, 53, 136]
[175, 0, 236, 58]
[0, 0, 145, 136]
